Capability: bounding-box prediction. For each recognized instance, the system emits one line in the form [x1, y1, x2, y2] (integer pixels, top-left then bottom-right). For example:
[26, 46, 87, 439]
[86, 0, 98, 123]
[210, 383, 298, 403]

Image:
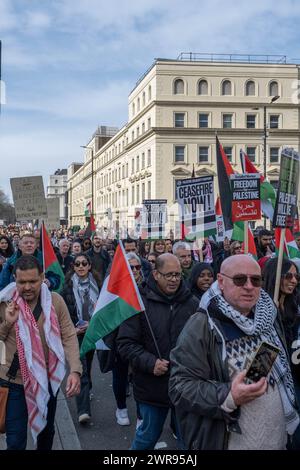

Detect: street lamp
[263, 95, 280, 180]
[80, 145, 94, 218]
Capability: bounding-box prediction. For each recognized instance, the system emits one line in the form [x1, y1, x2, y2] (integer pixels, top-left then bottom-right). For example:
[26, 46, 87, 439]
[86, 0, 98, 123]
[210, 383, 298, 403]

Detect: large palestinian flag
[274, 227, 300, 259]
[232, 221, 257, 259]
[80, 241, 145, 357]
[40, 222, 65, 293]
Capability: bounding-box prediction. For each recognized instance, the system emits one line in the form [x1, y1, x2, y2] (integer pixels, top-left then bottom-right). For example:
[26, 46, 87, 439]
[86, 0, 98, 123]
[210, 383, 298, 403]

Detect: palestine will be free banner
[273, 148, 300, 228]
[230, 173, 261, 222]
[176, 176, 216, 239]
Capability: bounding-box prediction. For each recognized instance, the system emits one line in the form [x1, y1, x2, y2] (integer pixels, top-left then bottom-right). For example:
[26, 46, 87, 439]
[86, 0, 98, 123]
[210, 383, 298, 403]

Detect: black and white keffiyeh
[200, 280, 300, 435]
[72, 273, 99, 320]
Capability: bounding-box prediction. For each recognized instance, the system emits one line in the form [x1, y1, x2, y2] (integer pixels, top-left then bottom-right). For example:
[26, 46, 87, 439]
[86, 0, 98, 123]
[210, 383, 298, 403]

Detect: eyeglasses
[233, 246, 242, 250]
[220, 272, 262, 287]
[130, 265, 141, 271]
[282, 272, 300, 282]
[157, 271, 182, 281]
[148, 259, 156, 264]
[74, 260, 89, 267]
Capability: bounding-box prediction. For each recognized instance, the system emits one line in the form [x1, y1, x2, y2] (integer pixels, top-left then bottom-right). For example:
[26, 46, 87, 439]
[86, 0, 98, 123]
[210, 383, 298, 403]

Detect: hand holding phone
[76, 319, 88, 328]
[245, 341, 280, 383]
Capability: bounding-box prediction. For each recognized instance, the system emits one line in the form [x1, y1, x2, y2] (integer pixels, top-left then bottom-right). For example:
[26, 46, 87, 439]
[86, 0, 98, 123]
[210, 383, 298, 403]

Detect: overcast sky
[1, 0, 300, 202]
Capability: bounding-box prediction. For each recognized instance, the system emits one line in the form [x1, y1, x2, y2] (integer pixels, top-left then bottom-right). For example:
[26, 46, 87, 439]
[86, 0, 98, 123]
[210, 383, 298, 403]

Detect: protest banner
[44, 198, 60, 230]
[141, 199, 167, 239]
[10, 176, 47, 221]
[176, 175, 216, 240]
[230, 174, 261, 223]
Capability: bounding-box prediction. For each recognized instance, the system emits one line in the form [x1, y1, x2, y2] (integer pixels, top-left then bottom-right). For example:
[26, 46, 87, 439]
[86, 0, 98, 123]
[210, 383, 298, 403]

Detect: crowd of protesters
[0, 221, 300, 450]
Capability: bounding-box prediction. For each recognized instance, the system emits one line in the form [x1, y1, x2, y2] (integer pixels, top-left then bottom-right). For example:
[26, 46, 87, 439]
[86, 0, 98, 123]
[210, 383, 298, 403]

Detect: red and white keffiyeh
[1, 282, 66, 443]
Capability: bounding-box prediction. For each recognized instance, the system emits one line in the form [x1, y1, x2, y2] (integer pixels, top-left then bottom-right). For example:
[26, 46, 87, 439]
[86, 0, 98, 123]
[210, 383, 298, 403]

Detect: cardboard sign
[230, 174, 261, 222]
[273, 148, 300, 228]
[44, 198, 60, 230]
[10, 176, 47, 221]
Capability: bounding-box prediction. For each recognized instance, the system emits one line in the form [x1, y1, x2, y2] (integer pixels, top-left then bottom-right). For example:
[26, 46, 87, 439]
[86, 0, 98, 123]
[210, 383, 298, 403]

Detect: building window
[269, 81, 279, 97]
[132, 103, 135, 116]
[198, 146, 209, 163]
[147, 149, 151, 166]
[132, 159, 135, 173]
[221, 80, 232, 95]
[137, 98, 140, 112]
[55, 189, 58, 194]
[55, 179, 58, 184]
[245, 80, 255, 96]
[174, 79, 184, 95]
[246, 114, 256, 129]
[223, 114, 232, 128]
[136, 184, 140, 204]
[142, 92, 145, 106]
[148, 117, 151, 129]
[198, 79, 208, 95]
[136, 155, 140, 172]
[137, 127, 140, 137]
[223, 146, 233, 162]
[270, 115, 279, 128]
[147, 180, 151, 199]
[246, 146, 256, 162]
[142, 183, 145, 201]
[126, 163, 128, 177]
[199, 113, 209, 128]
[270, 147, 279, 163]
[174, 146, 185, 163]
[142, 122, 145, 133]
[131, 186, 135, 205]
[131, 130, 134, 141]
[174, 112, 185, 128]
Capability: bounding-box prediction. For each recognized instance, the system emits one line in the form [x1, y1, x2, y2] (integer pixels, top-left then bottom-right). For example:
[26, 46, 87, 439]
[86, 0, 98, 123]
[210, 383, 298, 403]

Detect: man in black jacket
[169, 255, 299, 450]
[86, 234, 111, 283]
[117, 253, 199, 450]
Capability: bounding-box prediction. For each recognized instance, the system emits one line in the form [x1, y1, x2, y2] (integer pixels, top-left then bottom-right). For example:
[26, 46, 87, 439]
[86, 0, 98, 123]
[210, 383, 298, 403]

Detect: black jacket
[86, 247, 111, 281]
[57, 253, 74, 275]
[117, 274, 199, 407]
[169, 301, 289, 450]
[61, 279, 79, 326]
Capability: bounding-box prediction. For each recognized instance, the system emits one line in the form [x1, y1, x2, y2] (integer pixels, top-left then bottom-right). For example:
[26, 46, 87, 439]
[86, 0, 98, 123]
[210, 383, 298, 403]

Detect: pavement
[0, 389, 81, 450]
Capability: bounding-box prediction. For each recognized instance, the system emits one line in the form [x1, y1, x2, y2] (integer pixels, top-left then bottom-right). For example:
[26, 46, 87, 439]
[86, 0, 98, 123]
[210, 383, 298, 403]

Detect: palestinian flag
[216, 136, 234, 231]
[240, 150, 276, 220]
[232, 221, 257, 259]
[80, 241, 145, 357]
[85, 201, 92, 218]
[274, 227, 300, 259]
[84, 214, 96, 239]
[40, 222, 65, 293]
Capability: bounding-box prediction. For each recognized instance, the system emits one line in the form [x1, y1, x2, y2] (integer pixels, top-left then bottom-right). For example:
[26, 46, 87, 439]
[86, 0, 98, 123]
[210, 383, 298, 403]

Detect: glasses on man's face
[130, 264, 141, 271]
[282, 272, 300, 283]
[221, 272, 262, 287]
[157, 271, 182, 281]
[148, 259, 156, 264]
[74, 260, 89, 267]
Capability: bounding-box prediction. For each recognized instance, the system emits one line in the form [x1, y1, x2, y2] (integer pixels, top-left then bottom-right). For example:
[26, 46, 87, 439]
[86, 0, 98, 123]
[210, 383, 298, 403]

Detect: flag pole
[143, 310, 162, 360]
[274, 228, 285, 306]
[244, 221, 249, 254]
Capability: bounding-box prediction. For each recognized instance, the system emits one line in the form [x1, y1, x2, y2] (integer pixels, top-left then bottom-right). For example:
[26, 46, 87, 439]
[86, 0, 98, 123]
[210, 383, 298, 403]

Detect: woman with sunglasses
[61, 254, 101, 424]
[263, 258, 300, 393]
[146, 252, 158, 271]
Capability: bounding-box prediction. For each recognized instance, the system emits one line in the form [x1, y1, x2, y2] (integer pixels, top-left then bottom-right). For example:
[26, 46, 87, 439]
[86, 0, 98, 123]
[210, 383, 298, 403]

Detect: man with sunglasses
[117, 253, 199, 450]
[169, 254, 299, 450]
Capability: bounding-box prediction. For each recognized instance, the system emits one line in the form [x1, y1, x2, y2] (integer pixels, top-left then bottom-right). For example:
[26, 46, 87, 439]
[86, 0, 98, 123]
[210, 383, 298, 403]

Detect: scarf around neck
[200, 280, 300, 435]
[72, 273, 99, 321]
[0, 282, 66, 443]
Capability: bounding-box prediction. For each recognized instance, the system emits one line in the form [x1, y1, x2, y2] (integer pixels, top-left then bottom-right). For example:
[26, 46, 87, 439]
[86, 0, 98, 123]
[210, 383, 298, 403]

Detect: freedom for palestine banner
[176, 175, 216, 240]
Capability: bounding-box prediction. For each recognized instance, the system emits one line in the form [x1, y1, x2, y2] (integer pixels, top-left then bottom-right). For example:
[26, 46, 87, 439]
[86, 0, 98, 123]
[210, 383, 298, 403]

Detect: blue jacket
[0, 249, 60, 291]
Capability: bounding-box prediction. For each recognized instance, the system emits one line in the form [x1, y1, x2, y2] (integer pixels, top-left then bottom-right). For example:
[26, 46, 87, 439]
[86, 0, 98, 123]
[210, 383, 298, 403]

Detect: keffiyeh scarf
[0, 282, 66, 443]
[200, 280, 300, 435]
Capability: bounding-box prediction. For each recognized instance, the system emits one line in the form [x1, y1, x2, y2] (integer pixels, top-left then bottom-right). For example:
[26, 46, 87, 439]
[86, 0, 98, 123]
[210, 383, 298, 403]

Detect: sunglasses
[221, 272, 262, 287]
[282, 272, 300, 282]
[74, 260, 89, 267]
[131, 265, 141, 271]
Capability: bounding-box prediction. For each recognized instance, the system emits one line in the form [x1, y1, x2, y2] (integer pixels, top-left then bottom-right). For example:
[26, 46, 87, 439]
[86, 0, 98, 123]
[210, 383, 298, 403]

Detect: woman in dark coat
[0, 235, 14, 272]
[188, 262, 214, 301]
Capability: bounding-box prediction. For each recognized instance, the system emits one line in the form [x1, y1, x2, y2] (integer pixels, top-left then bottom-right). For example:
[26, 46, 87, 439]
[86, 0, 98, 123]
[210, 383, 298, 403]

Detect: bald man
[169, 255, 299, 450]
[117, 253, 199, 450]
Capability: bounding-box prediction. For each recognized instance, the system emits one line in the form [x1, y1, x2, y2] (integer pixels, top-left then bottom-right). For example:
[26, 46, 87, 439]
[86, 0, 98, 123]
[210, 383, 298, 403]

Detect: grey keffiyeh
[200, 280, 300, 435]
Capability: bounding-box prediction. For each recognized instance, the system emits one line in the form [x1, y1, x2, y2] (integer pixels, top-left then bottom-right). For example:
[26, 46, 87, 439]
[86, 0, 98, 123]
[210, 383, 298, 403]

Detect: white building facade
[68, 54, 300, 232]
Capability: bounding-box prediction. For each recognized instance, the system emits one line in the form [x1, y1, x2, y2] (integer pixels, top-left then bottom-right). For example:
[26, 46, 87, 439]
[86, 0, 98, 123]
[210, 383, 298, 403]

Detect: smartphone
[245, 341, 280, 382]
[76, 319, 88, 328]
